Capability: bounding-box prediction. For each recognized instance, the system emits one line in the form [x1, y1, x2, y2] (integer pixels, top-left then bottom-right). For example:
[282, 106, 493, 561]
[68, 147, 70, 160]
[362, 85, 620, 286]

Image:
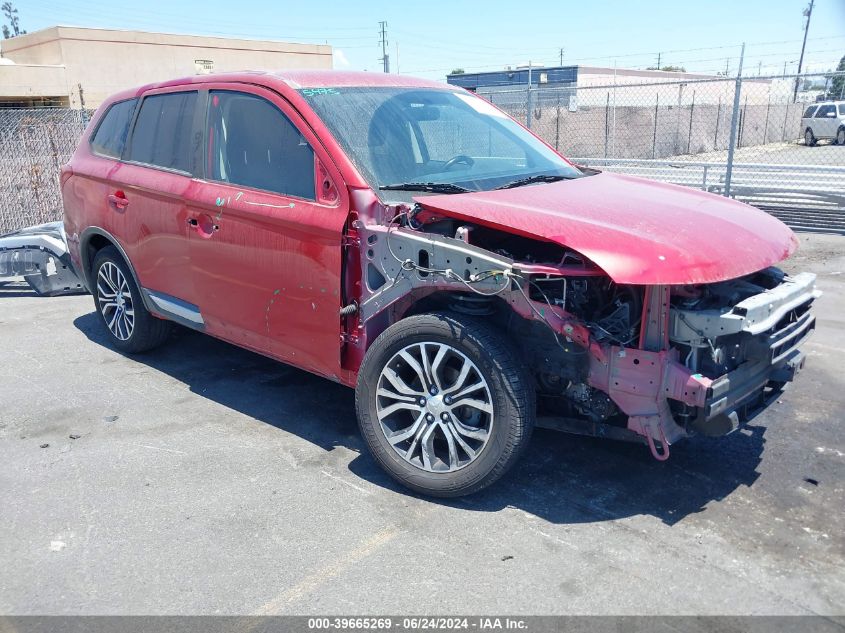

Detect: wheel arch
[367, 289, 513, 349]
[80, 227, 153, 312]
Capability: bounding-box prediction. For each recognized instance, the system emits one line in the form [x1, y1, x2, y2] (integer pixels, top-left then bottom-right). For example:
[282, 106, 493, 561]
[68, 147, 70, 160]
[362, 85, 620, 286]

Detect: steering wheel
[442, 154, 475, 170]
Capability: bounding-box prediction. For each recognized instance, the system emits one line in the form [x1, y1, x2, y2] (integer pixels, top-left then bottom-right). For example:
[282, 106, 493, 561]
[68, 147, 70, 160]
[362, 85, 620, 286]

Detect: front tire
[836, 127, 845, 146]
[356, 312, 535, 497]
[91, 246, 172, 353]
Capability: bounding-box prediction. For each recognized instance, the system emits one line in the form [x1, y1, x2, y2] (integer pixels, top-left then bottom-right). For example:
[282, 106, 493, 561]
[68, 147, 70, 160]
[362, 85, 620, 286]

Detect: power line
[402, 46, 843, 77]
[400, 34, 845, 74]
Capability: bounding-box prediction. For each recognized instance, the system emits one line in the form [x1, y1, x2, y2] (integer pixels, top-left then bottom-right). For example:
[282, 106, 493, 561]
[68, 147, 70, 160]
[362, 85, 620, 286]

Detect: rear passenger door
[113, 88, 203, 322]
[186, 86, 348, 379]
[813, 104, 837, 138]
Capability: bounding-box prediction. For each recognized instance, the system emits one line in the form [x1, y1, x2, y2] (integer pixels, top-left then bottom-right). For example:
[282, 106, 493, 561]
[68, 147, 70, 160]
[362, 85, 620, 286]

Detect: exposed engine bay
[346, 199, 819, 460]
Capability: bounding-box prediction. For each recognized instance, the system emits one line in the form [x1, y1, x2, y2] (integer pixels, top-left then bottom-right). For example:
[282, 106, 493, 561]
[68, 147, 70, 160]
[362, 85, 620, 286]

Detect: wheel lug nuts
[429, 387, 438, 395]
[426, 413, 435, 422]
[441, 412, 449, 420]
[419, 398, 426, 406]
[444, 396, 452, 405]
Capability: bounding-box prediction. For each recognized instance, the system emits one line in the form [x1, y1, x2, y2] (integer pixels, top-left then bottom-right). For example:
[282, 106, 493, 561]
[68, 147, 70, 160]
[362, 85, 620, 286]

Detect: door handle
[107, 192, 129, 209]
[187, 217, 219, 232]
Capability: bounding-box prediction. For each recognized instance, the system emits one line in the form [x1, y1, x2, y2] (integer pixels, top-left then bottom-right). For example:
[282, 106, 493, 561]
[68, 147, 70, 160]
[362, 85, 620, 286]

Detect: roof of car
[101, 70, 460, 106]
[267, 69, 456, 89]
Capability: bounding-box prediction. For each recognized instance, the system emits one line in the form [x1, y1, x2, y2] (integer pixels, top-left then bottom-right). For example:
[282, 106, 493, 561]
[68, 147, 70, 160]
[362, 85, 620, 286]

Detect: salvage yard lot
[1, 233, 843, 615]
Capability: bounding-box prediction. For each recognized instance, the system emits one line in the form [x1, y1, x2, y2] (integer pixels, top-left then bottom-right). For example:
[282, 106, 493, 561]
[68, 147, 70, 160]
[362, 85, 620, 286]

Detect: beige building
[0, 26, 333, 107]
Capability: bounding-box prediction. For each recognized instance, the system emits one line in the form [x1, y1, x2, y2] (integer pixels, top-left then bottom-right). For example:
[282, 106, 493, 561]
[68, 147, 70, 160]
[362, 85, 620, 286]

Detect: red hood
[414, 172, 797, 285]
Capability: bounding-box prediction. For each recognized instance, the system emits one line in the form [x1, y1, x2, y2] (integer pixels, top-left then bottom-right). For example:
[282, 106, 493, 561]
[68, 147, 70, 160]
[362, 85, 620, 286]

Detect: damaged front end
[0, 222, 86, 296]
[342, 191, 819, 461]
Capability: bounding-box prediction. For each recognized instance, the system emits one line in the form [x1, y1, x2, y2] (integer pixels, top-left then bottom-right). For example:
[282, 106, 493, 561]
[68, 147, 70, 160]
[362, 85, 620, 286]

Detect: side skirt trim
[142, 289, 205, 331]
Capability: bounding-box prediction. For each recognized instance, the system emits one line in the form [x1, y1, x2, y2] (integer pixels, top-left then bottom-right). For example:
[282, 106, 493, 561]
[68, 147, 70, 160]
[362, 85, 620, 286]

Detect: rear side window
[814, 105, 835, 118]
[127, 91, 198, 173]
[206, 91, 315, 200]
[90, 98, 137, 158]
[839, 105, 845, 116]
[803, 106, 818, 118]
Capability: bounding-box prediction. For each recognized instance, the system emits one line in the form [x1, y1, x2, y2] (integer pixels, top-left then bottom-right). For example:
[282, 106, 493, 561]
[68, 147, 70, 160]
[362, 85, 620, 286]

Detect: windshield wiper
[379, 182, 472, 194]
[494, 174, 574, 190]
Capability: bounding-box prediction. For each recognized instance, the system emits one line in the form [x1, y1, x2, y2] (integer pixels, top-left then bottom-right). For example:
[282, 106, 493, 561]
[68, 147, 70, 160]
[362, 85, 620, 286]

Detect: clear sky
[9, 0, 845, 79]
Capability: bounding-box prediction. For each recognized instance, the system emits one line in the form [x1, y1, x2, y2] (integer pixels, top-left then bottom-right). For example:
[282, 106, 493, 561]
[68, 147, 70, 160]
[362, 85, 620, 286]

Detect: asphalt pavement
[0, 233, 843, 615]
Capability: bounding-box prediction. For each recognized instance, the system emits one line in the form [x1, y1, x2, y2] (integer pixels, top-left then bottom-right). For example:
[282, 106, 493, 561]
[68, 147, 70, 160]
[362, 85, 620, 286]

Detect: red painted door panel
[186, 86, 349, 380]
[113, 163, 195, 303]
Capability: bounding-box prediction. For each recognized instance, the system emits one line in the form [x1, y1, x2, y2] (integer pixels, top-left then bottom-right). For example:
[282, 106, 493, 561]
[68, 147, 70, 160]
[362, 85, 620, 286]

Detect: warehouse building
[447, 64, 779, 107]
[0, 26, 333, 108]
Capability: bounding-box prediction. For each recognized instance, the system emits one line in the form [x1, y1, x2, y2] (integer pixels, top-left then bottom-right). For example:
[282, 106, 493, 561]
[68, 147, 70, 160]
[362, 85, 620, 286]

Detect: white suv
[801, 101, 845, 146]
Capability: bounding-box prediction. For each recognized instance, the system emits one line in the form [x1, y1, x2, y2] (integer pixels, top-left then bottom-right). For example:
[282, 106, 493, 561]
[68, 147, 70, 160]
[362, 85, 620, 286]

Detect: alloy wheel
[97, 261, 135, 341]
[838, 129, 845, 145]
[376, 342, 494, 473]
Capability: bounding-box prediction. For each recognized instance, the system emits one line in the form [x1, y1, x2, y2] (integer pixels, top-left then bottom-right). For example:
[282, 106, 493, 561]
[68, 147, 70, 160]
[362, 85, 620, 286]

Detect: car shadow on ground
[74, 311, 764, 527]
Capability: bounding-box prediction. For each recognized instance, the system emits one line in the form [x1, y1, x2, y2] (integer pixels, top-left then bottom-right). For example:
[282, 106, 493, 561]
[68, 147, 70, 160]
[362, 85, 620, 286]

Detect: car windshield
[299, 87, 582, 201]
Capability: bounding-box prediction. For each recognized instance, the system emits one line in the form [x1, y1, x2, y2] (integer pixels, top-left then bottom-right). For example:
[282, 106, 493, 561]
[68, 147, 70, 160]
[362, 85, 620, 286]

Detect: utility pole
[378, 21, 389, 73]
[559, 47, 564, 66]
[724, 58, 730, 76]
[656, 52, 661, 70]
[78, 83, 88, 125]
[793, 0, 814, 102]
[526, 61, 533, 129]
[724, 42, 745, 199]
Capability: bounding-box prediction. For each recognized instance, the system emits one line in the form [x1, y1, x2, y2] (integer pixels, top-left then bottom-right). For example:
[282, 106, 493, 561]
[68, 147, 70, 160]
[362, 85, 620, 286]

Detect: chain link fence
[482, 71, 845, 232]
[0, 108, 90, 234]
[1, 73, 844, 235]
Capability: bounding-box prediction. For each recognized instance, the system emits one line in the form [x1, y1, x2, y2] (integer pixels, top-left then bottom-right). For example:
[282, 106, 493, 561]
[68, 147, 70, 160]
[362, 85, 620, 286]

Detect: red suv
[62, 70, 818, 497]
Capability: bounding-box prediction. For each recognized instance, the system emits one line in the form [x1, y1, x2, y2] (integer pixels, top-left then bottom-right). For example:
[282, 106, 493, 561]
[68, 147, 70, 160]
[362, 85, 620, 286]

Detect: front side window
[299, 87, 581, 201]
[127, 91, 198, 172]
[814, 105, 835, 118]
[206, 91, 315, 200]
[803, 106, 818, 118]
[90, 98, 137, 159]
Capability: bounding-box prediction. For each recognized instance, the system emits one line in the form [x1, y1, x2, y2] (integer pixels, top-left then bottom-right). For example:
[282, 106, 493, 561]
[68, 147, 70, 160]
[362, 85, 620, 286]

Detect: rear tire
[805, 128, 817, 146]
[356, 312, 535, 497]
[836, 127, 845, 146]
[91, 246, 172, 353]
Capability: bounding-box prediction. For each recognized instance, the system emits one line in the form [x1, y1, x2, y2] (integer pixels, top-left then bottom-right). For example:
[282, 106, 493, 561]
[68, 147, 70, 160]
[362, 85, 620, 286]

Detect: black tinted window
[127, 92, 197, 172]
[814, 105, 835, 118]
[91, 98, 137, 158]
[802, 106, 817, 118]
[839, 105, 845, 116]
[207, 91, 315, 200]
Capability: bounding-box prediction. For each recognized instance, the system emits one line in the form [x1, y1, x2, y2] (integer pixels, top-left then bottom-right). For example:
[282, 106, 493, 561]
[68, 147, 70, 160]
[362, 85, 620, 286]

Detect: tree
[647, 65, 687, 73]
[449, 68, 465, 75]
[1, 2, 26, 39]
[827, 55, 845, 99]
